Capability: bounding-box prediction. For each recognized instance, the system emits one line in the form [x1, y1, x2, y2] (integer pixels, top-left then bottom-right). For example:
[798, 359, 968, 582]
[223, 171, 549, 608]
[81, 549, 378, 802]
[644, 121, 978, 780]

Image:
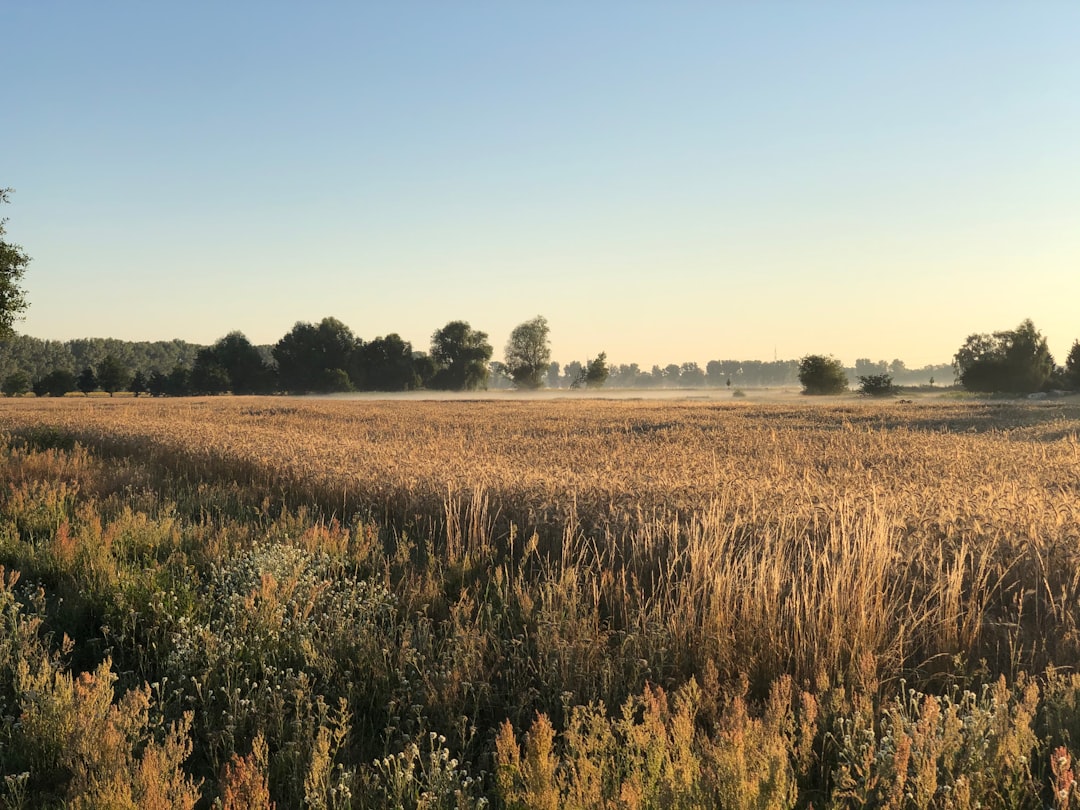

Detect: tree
[147, 370, 169, 397]
[680, 362, 705, 387]
[953, 319, 1055, 394]
[546, 361, 562, 389]
[563, 361, 584, 387]
[33, 369, 77, 397]
[0, 189, 30, 338]
[429, 321, 492, 391]
[130, 370, 148, 397]
[204, 331, 275, 394]
[584, 352, 609, 388]
[798, 355, 848, 395]
[505, 316, 551, 389]
[165, 365, 191, 397]
[358, 334, 419, 391]
[2, 371, 31, 396]
[189, 350, 231, 395]
[273, 317, 359, 393]
[1067, 341, 1080, 390]
[77, 366, 98, 395]
[97, 354, 132, 396]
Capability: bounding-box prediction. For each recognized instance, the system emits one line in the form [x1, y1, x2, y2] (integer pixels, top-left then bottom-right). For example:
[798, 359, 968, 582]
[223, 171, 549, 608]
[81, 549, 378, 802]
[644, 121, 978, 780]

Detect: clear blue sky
[4, 2, 1078, 368]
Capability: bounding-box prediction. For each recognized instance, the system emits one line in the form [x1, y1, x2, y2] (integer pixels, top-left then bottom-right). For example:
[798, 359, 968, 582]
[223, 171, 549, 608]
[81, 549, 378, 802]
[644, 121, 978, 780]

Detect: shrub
[858, 373, 897, 397]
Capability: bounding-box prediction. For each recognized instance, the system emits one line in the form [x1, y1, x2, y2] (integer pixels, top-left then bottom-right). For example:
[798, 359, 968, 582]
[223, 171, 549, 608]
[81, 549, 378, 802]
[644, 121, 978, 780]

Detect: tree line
[797, 319, 1080, 396]
[0, 317, 959, 398]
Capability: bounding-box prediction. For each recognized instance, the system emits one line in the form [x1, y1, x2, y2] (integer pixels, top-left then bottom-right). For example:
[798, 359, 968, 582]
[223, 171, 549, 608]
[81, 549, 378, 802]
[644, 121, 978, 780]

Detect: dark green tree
[130, 370, 148, 397]
[1064, 340, 1080, 390]
[412, 352, 437, 388]
[358, 334, 419, 391]
[798, 355, 848, 395]
[429, 321, 492, 391]
[77, 366, 98, 395]
[0, 189, 30, 338]
[273, 317, 359, 393]
[33, 369, 77, 397]
[2, 371, 31, 396]
[953, 319, 1055, 393]
[165, 365, 191, 397]
[97, 354, 131, 395]
[505, 315, 551, 389]
[147, 370, 168, 397]
[190, 350, 231, 395]
[585, 352, 609, 388]
[201, 332, 275, 394]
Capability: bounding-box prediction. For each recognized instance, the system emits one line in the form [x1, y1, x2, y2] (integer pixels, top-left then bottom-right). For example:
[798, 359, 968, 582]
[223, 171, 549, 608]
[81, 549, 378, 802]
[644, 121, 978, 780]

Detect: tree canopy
[273, 317, 360, 393]
[505, 316, 551, 390]
[0, 189, 30, 338]
[798, 355, 848, 395]
[953, 319, 1055, 394]
[1067, 341, 1080, 390]
[429, 321, 492, 391]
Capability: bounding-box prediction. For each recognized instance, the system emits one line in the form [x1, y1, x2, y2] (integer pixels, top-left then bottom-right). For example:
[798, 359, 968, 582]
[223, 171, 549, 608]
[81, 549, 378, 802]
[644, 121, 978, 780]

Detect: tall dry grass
[0, 396, 1079, 805]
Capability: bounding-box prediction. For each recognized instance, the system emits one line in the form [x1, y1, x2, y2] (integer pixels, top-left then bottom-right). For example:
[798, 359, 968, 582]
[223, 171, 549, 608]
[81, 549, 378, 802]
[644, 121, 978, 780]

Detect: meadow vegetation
[0, 396, 1078, 807]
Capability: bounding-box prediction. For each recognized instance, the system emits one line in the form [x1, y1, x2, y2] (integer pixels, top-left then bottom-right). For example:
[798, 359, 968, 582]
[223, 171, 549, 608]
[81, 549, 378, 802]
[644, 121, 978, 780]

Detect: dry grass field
[0, 395, 1079, 807]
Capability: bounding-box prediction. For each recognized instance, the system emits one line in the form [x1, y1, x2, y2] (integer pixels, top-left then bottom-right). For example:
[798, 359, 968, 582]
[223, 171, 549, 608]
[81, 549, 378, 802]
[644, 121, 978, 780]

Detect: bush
[858, 373, 897, 397]
[798, 355, 848, 395]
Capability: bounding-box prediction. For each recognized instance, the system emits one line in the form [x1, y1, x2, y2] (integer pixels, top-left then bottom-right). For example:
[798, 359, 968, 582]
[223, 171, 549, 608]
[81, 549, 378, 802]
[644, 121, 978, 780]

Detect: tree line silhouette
[3, 316, 1073, 398]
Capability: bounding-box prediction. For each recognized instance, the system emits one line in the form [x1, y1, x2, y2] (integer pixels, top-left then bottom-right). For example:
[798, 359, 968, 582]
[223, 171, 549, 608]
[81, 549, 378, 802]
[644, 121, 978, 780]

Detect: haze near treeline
[3, 4, 1078, 366]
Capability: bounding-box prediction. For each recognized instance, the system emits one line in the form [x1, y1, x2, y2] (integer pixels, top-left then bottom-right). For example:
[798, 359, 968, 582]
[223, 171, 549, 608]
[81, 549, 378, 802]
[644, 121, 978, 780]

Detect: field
[0, 395, 1079, 808]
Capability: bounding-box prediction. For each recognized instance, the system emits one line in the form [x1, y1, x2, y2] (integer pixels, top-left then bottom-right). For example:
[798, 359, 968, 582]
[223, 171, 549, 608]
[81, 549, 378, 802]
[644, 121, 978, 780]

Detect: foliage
[130, 370, 148, 397]
[0, 335, 202, 383]
[2, 370, 31, 396]
[1066, 341, 1080, 391]
[505, 316, 552, 390]
[97, 353, 132, 395]
[429, 321, 493, 391]
[857, 373, 897, 397]
[0, 189, 30, 339]
[569, 353, 610, 389]
[33, 368, 77, 397]
[198, 332, 276, 395]
[273, 317, 359, 393]
[358, 333, 420, 391]
[189, 353, 231, 395]
[953, 319, 1056, 394]
[76, 366, 98, 394]
[584, 353, 609, 388]
[798, 355, 848, 395]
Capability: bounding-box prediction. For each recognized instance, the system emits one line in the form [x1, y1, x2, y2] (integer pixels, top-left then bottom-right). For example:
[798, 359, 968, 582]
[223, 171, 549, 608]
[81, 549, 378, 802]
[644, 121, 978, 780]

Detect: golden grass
[1, 396, 1078, 691]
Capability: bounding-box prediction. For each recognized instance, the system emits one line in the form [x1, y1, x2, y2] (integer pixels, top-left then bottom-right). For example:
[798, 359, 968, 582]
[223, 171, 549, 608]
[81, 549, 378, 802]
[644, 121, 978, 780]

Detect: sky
[3, 2, 1079, 369]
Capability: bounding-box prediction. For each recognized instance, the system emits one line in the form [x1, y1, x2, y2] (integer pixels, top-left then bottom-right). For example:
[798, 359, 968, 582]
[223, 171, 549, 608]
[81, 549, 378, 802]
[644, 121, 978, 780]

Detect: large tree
[97, 354, 132, 396]
[798, 355, 848, 395]
[953, 319, 1055, 394]
[505, 315, 551, 390]
[0, 189, 30, 338]
[273, 317, 360, 393]
[200, 331, 275, 394]
[429, 321, 492, 391]
[358, 334, 419, 391]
